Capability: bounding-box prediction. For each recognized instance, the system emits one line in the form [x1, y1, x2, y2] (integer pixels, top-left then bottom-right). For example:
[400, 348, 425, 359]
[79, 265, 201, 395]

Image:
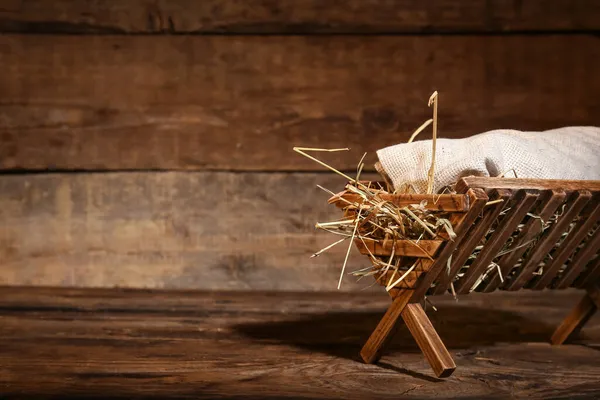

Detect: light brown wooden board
[0, 171, 394, 291]
[551, 287, 599, 345]
[0, 287, 599, 399]
[460, 177, 600, 193]
[1, 35, 599, 171]
[360, 290, 413, 364]
[401, 302, 456, 378]
[1, 0, 598, 34]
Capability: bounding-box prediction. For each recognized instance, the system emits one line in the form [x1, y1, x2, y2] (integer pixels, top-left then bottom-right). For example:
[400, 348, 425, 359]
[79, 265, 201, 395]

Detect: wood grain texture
[482, 190, 567, 292]
[460, 178, 600, 193]
[0, 171, 390, 291]
[534, 199, 600, 289]
[432, 190, 509, 295]
[1, 0, 598, 34]
[354, 239, 443, 258]
[401, 303, 456, 378]
[506, 191, 592, 291]
[1, 35, 600, 171]
[456, 190, 538, 294]
[551, 286, 599, 345]
[330, 192, 469, 212]
[555, 228, 600, 289]
[415, 188, 488, 300]
[0, 287, 599, 399]
[375, 269, 423, 291]
[360, 290, 413, 365]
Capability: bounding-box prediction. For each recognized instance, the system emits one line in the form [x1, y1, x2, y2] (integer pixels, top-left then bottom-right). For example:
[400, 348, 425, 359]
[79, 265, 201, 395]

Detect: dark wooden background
[1, 1, 599, 291]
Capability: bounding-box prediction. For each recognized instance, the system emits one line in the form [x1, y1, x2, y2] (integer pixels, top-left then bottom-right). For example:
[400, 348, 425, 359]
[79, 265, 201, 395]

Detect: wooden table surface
[0, 287, 598, 399]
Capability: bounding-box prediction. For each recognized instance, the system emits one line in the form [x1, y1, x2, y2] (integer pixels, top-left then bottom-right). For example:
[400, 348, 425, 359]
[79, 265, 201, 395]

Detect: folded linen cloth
[376, 126, 600, 193]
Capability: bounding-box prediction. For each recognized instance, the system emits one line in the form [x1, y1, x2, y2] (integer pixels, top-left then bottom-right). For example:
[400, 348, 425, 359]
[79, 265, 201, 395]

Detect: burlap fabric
[376, 126, 600, 193]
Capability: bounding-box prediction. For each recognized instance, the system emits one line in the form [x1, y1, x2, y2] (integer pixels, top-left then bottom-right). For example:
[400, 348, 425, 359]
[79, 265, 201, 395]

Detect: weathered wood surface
[354, 239, 443, 258]
[0, 286, 599, 399]
[1, 35, 599, 171]
[401, 303, 456, 378]
[360, 290, 413, 365]
[507, 190, 592, 291]
[460, 177, 600, 193]
[416, 188, 489, 300]
[432, 189, 504, 295]
[455, 190, 538, 294]
[551, 286, 599, 346]
[1, 0, 598, 34]
[329, 191, 469, 212]
[483, 189, 567, 292]
[0, 171, 387, 290]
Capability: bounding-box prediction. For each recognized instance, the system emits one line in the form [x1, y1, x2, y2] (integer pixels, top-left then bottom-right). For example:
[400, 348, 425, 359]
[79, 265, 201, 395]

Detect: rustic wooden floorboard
[0, 287, 599, 399]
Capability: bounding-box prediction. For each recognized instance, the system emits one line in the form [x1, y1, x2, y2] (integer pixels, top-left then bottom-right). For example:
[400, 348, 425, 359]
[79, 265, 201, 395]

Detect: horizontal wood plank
[329, 191, 469, 212]
[0, 287, 599, 398]
[460, 177, 600, 193]
[355, 239, 443, 258]
[0, 171, 388, 291]
[0, 1, 598, 34]
[1, 35, 599, 171]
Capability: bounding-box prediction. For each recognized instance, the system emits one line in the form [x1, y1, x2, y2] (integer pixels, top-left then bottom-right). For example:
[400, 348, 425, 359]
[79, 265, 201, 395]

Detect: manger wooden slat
[551, 285, 599, 345]
[2, 35, 600, 172]
[354, 239, 443, 258]
[555, 228, 600, 289]
[1, 1, 598, 34]
[482, 190, 567, 293]
[432, 190, 509, 295]
[412, 188, 488, 301]
[575, 255, 600, 289]
[532, 200, 600, 290]
[459, 177, 600, 193]
[505, 190, 592, 291]
[359, 290, 413, 365]
[375, 269, 424, 291]
[401, 303, 456, 378]
[328, 192, 469, 212]
[456, 190, 538, 294]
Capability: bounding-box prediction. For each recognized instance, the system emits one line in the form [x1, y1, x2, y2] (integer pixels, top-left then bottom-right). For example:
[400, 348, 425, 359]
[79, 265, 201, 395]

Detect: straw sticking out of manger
[293, 91, 452, 291]
[295, 146, 455, 290]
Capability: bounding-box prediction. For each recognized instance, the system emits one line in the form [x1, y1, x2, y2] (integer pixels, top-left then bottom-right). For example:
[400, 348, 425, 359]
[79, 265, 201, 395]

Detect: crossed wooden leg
[360, 290, 456, 378]
[551, 284, 600, 345]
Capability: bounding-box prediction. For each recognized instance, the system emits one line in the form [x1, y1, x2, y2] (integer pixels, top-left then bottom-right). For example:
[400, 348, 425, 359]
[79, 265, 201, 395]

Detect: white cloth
[376, 126, 600, 193]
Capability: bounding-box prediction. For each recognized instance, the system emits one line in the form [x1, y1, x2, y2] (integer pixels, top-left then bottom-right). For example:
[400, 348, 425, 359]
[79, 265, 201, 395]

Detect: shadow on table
[233, 304, 559, 363]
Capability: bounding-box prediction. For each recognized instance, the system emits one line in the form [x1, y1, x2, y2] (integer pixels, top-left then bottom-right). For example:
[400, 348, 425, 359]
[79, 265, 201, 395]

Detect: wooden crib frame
[329, 177, 600, 378]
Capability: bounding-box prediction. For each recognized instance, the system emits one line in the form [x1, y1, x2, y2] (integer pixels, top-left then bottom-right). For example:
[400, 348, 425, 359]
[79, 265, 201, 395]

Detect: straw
[426, 91, 439, 194]
[408, 119, 433, 143]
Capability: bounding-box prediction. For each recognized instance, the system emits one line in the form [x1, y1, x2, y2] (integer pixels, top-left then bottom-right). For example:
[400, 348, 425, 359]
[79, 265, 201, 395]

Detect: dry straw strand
[408, 119, 433, 143]
[426, 91, 439, 194]
[293, 147, 355, 183]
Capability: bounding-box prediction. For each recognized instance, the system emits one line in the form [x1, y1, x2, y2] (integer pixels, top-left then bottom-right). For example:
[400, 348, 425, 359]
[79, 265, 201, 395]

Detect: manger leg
[360, 290, 412, 364]
[401, 303, 456, 378]
[551, 285, 599, 345]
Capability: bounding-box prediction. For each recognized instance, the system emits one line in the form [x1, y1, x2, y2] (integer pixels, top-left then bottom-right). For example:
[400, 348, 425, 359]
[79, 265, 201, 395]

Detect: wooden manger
[328, 176, 600, 378]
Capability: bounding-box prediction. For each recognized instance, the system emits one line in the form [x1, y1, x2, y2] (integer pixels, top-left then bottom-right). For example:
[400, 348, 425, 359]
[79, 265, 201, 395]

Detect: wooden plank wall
[0, 1, 599, 290]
